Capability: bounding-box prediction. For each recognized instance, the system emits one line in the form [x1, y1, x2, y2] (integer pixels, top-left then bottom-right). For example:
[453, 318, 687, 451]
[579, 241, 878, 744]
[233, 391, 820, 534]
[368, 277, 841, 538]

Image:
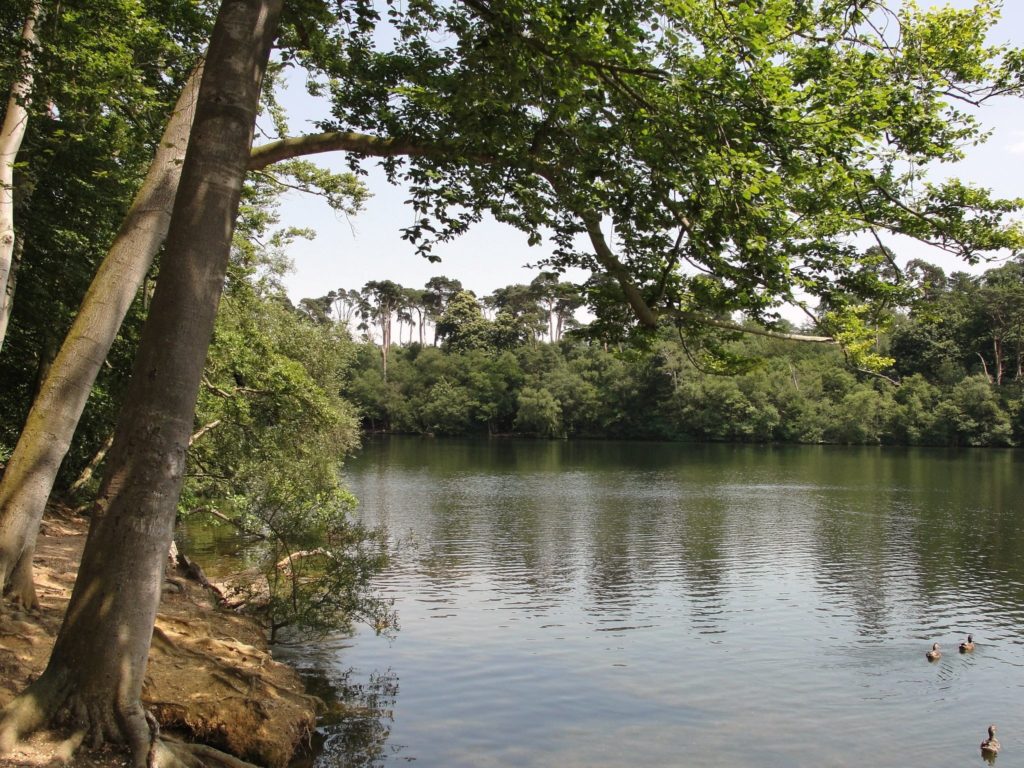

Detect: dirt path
[0, 509, 319, 767]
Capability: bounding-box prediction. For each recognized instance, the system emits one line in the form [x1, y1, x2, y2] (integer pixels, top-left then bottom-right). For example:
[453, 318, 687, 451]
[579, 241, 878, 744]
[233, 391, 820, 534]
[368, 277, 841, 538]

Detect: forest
[0, 0, 1022, 766]
[298, 257, 1024, 446]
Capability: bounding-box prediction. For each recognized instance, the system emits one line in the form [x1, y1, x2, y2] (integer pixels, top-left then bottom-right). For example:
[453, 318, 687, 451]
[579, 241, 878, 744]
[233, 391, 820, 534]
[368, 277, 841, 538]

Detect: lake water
[273, 438, 1024, 767]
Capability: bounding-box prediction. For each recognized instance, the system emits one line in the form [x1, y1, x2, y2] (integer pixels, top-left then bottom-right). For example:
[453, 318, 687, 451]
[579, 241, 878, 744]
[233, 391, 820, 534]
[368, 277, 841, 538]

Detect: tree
[3, 0, 1024, 757]
[435, 290, 491, 352]
[298, 291, 336, 324]
[905, 259, 949, 305]
[0, 0, 222, 604]
[419, 378, 475, 434]
[0, 2, 282, 764]
[947, 375, 1013, 446]
[514, 386, 562, 438]
[360, 279, 404, 379]
[331, 287, 365, 330]
[551, 282, 584, 343]
[423, 275, 463, 344]
[531, 271, 584, 342]
[0, 0, 40, 350]
[0, 38, 367, 606]
[485, 283, 547, 341]
[0, 0, 212, 356]
[403, 285, 429, 345]
[186, 261, 392, 643]
[975, 258, 1024, 385]
[0, 66, 203, 607]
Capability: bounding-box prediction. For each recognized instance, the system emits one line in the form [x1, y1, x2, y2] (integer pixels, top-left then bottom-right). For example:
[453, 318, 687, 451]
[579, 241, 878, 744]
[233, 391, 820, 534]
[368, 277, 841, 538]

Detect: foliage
[514, 386, 562, 438]
[0, 0, 213, 474]
[215, 460, 394, 643]
[335, 254, 1024, 448]
[179, 193, 392, 641]
[317, 0, 1023, 350]
[435, 290, 492, 352]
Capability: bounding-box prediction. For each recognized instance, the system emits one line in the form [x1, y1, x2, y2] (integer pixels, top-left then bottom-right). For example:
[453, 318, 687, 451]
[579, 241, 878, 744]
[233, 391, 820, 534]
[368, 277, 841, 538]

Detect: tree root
[52, 728, 86, 764]
[0, 672, 63, 755]
[0, 672, 265, 768]
[0, 547, 39, 611]
[155, 735, 264, 768]
[6, 548, 39, 611]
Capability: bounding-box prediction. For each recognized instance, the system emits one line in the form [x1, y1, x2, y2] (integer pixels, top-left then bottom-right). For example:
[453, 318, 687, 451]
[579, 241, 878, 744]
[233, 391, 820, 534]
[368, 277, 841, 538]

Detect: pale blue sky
[272, 2, 1024, 313]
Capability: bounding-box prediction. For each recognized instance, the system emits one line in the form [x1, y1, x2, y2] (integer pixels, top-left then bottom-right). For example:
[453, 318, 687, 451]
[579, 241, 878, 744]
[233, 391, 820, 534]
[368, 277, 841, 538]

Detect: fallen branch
[275, 548, 334, 571]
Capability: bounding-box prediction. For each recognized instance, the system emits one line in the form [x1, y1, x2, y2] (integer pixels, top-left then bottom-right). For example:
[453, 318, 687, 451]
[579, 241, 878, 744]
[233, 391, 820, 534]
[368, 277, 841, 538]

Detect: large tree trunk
[0, 0, 42, 352]
[0, 3, 281, 766]
[0, 64, 202, 609]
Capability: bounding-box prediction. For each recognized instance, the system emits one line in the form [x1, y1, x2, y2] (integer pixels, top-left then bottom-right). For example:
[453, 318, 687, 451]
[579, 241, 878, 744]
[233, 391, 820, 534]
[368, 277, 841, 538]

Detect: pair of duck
[922, 638, 1000, 758]
[925, 634, 975, 660]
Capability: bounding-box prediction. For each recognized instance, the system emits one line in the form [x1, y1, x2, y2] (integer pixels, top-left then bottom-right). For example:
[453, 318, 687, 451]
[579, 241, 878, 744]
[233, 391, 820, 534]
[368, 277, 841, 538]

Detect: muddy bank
[0, 508, 319, 768]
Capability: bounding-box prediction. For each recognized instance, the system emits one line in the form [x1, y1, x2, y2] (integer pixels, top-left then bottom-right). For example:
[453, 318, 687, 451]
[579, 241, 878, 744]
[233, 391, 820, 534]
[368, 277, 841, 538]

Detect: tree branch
[669, 310, 834, 343]
[189, 419, 222, 447]
[249, 131, 450, 170]
[250, 130, 843, 346]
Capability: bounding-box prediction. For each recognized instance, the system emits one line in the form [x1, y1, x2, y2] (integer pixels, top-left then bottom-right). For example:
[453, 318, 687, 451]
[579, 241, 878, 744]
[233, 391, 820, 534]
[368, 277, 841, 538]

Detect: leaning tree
[0, 1, 282, 765]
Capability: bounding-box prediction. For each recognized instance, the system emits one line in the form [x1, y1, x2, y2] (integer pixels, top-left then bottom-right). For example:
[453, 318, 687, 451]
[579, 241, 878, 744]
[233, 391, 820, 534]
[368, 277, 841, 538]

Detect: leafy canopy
[308, 0, 1023, 342]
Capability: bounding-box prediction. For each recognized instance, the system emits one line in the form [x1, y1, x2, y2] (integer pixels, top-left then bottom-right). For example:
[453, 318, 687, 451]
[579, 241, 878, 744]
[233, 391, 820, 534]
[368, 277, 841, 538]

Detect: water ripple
[241, 441, 1024, 768]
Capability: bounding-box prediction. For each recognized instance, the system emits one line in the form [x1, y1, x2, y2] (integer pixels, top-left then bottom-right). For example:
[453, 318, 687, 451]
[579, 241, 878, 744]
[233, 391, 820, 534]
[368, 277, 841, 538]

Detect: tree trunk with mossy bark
[0, 63, 202, 610]
[0, 2, 281, 765]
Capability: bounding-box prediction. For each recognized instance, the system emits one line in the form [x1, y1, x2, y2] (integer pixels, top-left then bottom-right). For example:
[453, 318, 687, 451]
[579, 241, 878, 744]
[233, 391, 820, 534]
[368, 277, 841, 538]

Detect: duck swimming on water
[980, 725, 1000, 756]
[959, 634, 975, 653]
[926, 642, 941, 661]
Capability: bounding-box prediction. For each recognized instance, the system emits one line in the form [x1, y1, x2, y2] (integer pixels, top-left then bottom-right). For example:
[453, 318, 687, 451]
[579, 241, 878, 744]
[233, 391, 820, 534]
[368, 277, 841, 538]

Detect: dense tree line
[333, 259, 1024, 447]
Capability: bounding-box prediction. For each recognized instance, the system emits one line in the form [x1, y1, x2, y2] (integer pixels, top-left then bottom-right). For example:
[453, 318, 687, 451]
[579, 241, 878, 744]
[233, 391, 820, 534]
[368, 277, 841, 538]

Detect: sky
[271, 1, 1024, 313]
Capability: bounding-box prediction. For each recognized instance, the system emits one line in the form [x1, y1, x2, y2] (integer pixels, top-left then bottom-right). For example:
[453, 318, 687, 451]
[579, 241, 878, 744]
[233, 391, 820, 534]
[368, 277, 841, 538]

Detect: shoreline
[0, 507, 319, 768]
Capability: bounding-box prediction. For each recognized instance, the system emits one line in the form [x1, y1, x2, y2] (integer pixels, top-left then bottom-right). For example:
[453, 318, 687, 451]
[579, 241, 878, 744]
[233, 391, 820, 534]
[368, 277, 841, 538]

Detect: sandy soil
[0, 508, 319, 768]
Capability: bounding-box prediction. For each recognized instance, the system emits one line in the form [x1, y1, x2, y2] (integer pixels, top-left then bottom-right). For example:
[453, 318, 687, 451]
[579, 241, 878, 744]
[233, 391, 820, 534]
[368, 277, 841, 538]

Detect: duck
[980, 725, 1000, 755]
[925, 642, 941, 661]
[959, 634, 975, 653]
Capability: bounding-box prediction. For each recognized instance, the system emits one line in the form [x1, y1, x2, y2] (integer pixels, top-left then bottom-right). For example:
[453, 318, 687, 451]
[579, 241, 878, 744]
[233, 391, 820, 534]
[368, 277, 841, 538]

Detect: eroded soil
[0, 509, 318, 768]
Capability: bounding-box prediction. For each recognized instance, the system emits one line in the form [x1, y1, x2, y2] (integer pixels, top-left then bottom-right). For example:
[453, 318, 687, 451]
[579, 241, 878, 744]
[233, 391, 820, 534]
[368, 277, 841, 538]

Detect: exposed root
[51, 728, 86, 764]
[1, 673, 161, 768]
[6, 550, 39, 612]
[0, 673, 64, 756]
[155, 736, 264, 768]
[2, 510, 317, 768]
[151, 625, 178, 652]
[0, 630, 34, 643]
[146, 709, 161, 767]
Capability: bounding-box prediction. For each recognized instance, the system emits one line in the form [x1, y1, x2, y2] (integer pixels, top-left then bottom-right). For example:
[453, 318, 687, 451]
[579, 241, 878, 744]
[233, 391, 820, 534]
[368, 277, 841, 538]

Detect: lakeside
[0, 507, 318, 768]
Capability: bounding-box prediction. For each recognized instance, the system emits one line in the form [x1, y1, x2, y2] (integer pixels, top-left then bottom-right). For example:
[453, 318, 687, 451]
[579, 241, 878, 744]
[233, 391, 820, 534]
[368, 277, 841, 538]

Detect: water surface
[280, 439, 1024, 767]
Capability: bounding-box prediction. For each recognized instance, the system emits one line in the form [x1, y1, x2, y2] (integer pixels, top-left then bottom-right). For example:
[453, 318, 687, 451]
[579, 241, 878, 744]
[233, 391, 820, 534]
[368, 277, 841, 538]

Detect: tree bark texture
[0, 0, 41, 352]
[0, 64, 202, 609]
[0, 2, 282, 765]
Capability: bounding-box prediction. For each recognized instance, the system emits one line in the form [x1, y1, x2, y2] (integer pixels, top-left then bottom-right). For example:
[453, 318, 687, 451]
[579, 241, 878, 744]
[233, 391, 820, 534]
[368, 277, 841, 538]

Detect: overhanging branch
[249, 130, 839, 346]
[670, 309, 833, 343]
[249, 131, 449, 170]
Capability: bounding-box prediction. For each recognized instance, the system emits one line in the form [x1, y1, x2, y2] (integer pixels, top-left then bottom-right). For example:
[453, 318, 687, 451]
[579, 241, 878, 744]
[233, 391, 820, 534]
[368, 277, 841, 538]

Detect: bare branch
[189, 419, 222, 447]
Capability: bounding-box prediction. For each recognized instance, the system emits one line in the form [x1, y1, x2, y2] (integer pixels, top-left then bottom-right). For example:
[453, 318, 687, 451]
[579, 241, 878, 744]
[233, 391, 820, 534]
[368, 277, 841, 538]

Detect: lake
[275, 438, 1024, 767]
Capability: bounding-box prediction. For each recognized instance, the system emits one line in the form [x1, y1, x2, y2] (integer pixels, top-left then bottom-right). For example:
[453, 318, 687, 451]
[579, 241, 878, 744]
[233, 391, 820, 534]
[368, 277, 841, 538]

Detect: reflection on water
[199, 439, 1024, 768]
[278, 645, 401, 768]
